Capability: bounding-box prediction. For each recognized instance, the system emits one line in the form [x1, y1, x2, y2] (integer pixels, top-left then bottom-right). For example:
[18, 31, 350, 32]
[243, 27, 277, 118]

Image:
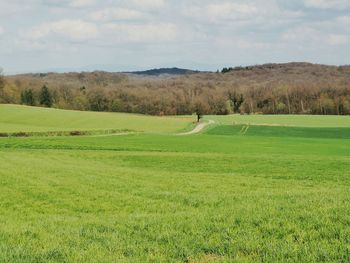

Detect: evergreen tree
[21, 89, 35, 106]
[39, 85, 53, 107]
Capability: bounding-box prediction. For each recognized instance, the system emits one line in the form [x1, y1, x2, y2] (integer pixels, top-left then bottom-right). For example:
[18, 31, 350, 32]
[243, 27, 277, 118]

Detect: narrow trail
[177, 120, 215, 136]
[0, 121, 215, 138]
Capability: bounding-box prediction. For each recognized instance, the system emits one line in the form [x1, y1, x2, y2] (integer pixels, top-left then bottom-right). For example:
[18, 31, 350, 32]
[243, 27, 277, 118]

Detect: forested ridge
[1, 62, 350, 115]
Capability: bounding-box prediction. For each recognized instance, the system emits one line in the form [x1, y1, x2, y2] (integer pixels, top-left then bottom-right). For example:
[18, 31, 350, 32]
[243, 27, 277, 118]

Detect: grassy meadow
[0, 105, 349, 262]
[0, 104, 193, 134]
[205, 114, 350, 127]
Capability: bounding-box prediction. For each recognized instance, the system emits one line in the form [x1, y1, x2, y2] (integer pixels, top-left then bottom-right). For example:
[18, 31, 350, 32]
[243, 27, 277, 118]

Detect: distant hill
[127, 67, 201, 76]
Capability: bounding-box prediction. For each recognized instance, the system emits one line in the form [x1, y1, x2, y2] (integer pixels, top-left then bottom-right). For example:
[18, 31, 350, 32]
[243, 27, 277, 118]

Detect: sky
[0, 0, 350, 73]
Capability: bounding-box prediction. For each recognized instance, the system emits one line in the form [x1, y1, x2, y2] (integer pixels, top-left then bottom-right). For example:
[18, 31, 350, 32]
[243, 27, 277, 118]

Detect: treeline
[1, 63, 350, 115]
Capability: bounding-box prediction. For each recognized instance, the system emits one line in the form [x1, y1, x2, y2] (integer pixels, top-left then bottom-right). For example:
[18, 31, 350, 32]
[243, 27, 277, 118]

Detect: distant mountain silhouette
[127, 67, 201, 76]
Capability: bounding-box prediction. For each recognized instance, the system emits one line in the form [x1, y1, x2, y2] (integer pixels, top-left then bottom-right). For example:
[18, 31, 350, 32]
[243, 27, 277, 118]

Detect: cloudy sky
[0, 0, 349, 73]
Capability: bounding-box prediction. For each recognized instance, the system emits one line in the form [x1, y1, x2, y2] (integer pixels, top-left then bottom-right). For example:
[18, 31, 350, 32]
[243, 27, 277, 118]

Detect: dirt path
[177, 120, 215, 136]
[0, 121, 215, 139]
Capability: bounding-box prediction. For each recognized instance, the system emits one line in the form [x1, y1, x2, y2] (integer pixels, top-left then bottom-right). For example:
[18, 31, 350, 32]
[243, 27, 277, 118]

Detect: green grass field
[0, 105, 350, 262]
[205, 114, 350, 127]
[0, 105, 193, 133]
[207, 125, 350, 139]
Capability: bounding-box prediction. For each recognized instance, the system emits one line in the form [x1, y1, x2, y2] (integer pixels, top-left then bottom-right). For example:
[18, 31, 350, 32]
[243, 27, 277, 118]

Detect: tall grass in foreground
[0, 127, 349, 262]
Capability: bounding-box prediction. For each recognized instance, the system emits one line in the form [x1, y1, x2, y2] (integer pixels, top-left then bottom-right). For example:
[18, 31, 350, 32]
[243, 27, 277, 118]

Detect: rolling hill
[0, 104, 193, 134]
[127, 67, 201, 76]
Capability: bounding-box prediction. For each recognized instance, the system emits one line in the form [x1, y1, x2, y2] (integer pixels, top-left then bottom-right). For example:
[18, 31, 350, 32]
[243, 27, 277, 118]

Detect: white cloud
[69, 0, 95, 7]
[26, 19, 98, 41]
[183, 1, 304, 27]
[336, 16, 350, 25]
[13, 39, 53, 52]
[304, 0, 350, 10]
[24, 20, 179, 45]
[0, 26, 4, 35]
[185, 2, 259, 23]
[282, 27, 321, 43]
[0, 1, 35, 17]
[327, 34, 349, 45]
[41, 0, 95, 8]
[103, 23, 177, 43]
[90, 8, 145, 21]
[130, 0, 165, 10]
[208, 2, 258, 19]
[214, 36, 271, 50]
[282, 25, 350, 46]
[2, 0, 350, 72]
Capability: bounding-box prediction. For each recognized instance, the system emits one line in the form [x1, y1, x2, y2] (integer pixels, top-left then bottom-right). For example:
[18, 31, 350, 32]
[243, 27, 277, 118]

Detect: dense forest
[1, 63, 350, 115]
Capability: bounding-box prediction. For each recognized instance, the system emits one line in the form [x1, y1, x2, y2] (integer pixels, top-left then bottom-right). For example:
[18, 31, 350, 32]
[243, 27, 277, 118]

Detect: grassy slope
[0, 104, 193, 133]
[205, 114, 350, 127]
[1, 127, 350, 261]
